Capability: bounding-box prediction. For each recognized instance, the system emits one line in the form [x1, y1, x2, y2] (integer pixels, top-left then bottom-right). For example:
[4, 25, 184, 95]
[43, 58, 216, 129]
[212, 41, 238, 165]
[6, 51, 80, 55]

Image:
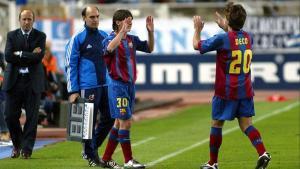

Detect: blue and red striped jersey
[198, 30, 254, 100]
[103, 32, 150, 83]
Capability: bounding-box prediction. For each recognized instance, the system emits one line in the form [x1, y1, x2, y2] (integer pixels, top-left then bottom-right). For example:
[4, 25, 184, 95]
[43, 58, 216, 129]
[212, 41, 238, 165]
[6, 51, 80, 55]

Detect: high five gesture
[193, 16, 204, 50]
[146, 16, 154, 52]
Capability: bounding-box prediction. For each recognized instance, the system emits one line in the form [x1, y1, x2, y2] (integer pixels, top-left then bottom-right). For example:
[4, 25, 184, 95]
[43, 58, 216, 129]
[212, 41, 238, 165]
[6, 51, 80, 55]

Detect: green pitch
[0, 100, 299, 169]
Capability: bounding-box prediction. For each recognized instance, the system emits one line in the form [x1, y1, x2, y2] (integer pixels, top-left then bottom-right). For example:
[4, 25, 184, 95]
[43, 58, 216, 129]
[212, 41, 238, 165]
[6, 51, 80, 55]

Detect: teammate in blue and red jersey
[193, 3, 271, 169]
[100, 9, 154, 169]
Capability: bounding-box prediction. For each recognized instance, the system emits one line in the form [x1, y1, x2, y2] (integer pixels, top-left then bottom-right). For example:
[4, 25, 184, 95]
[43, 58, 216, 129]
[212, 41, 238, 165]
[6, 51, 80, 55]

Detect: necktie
[24, 34, 29, 49]
[20, 33, 29, 74]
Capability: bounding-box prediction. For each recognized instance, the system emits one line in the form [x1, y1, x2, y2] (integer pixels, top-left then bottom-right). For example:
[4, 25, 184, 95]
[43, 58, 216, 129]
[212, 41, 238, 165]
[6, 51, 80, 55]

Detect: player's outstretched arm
[107, 18, 131, 52]
[146, 16, 154, 52]
[193, 16, 204, 50]
[215, 11, 228, 32]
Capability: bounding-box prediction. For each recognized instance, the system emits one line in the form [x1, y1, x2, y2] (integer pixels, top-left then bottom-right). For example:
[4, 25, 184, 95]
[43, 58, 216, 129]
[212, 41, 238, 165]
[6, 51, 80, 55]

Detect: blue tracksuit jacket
[65, 25, 108, 93]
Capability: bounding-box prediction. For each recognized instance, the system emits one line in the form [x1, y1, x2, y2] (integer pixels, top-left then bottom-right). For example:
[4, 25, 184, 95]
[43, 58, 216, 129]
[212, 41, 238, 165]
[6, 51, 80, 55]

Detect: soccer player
[100, 9, 154, 169]
[193, 3, 271, 169]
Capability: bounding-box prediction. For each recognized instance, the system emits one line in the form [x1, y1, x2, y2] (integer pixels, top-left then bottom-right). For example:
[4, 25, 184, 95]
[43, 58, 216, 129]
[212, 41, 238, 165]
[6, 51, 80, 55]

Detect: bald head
[82, 6, 99, 17]
[19, 9, 35, 32]
[19, 9, 35, 21]
[82, 6, 100, 29]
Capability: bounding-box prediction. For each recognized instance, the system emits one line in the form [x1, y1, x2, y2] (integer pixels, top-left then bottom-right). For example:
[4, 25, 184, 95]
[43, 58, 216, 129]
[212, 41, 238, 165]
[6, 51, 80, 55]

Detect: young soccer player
[193, 3, 271, 169]
[100, 9, 154, 169]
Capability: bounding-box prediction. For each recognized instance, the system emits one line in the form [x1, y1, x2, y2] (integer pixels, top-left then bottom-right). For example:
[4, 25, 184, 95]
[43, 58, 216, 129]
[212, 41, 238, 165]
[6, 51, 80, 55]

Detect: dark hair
[225, 2, 247, 31]
[19, 9, 35, 21]
[112, 9, 133, 31]
[82, 6, 100, 17]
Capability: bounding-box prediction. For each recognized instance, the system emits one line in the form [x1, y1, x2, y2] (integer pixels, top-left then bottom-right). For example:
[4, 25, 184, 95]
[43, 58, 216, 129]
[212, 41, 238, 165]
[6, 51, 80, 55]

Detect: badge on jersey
[128, 42, 133, 48]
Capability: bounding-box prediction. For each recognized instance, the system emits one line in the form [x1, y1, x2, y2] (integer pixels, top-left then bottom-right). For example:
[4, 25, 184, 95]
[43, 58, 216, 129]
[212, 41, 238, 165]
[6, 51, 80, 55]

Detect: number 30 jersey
[197, 30, 254, 100]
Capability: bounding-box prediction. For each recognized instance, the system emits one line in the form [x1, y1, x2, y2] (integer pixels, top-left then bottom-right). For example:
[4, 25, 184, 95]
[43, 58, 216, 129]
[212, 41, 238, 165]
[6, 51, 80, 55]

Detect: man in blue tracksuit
[65, 6, 114, 167]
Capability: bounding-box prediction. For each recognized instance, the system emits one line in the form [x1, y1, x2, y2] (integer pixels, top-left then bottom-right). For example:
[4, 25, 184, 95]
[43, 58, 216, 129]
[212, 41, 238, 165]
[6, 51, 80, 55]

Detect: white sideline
[146, 101, 300, 167]
[115, 137, 156, 153]
[131, 137, 157, 147]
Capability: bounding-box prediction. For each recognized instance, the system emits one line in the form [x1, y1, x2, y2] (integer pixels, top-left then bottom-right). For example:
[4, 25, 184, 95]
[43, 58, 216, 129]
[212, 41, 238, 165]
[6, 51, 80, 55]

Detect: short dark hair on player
[112, 9, 133, 31]
[225, 2, 247, 31]
[81, 6, 100, 17]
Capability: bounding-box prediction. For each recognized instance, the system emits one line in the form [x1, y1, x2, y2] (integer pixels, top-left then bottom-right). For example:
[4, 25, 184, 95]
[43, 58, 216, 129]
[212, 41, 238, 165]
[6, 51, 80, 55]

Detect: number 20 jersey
[197, 30, 254, 100]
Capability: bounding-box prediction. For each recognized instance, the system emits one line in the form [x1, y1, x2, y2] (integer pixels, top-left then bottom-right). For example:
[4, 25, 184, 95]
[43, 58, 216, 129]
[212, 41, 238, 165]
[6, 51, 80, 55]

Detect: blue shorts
[107, 79, 135, 120]
[211, 96, 255, 121]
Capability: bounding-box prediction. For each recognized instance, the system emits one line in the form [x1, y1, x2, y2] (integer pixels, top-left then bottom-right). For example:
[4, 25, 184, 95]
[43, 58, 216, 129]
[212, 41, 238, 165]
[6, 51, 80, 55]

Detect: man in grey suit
[2, 9, 46, 159]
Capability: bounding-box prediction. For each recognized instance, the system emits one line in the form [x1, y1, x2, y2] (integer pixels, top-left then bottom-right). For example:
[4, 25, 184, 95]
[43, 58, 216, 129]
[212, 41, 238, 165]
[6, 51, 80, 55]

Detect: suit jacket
[2, 28, 46, 93]
[0, 52, 5, 101]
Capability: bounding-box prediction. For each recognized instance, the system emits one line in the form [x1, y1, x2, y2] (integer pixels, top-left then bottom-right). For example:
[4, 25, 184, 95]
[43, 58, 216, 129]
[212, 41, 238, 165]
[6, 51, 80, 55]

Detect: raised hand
[193, 16, 204, 32]
[120, 17, 132, 33]
[215, 11, 228, 31]
[108, 17, 132, 52]
[146, 16, 154, 32]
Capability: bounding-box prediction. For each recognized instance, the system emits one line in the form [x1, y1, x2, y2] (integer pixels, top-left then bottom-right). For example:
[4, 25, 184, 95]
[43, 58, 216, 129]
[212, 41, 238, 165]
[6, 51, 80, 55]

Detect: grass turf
[0, 100, 299, 169]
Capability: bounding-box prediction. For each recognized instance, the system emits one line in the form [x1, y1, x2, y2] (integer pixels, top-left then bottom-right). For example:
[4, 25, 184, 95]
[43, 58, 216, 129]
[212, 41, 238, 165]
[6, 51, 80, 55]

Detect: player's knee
[211, 120, 224, 128]
[113, 120, 120, 128]
[238, 117, 252, 132]
[239, 123, 251, 132]
[119, 119, 131, 129]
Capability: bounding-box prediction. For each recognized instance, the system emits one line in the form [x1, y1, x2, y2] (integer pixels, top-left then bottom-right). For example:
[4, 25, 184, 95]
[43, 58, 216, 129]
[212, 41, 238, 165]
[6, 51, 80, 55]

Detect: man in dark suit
[2, 9, 46, 159]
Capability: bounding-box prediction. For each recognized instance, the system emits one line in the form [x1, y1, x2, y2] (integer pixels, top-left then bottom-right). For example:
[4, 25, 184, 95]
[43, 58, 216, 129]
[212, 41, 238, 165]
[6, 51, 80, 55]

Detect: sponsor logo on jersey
[86, 44, 92, 49]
